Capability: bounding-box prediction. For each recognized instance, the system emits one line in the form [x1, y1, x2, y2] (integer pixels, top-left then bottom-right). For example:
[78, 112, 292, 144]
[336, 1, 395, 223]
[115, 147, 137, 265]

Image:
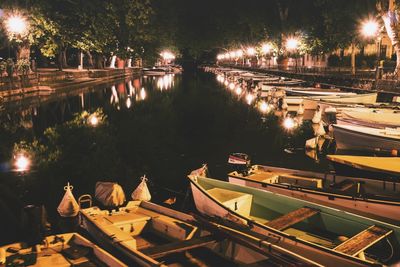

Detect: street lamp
[361, 19, 381, 87]
[286, 38, 299, 51]
[5, 14, 28, 37]
[361, 20, 379, 38]
[13, 153, 31, 172]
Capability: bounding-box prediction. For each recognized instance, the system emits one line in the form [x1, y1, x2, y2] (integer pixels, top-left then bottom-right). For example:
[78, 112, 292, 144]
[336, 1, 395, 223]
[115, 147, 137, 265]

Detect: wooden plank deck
[334, 225, 393, 256]
[140, 235, 217, 258]
[265, 207, 319, 231]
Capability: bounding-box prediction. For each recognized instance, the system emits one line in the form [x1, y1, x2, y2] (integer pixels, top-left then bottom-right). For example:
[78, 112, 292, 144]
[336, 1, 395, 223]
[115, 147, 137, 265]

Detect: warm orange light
[361, 20, 379, 38]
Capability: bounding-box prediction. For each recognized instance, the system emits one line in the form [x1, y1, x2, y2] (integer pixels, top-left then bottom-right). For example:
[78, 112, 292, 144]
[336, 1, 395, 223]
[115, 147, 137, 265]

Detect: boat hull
[228, 174, 400, 223]
[333, 124, 400, 153]
[189, 177, 379, 267]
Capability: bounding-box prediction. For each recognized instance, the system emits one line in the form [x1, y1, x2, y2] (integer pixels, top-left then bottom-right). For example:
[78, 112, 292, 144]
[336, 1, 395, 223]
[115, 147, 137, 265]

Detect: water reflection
[0, 74, 181, 137]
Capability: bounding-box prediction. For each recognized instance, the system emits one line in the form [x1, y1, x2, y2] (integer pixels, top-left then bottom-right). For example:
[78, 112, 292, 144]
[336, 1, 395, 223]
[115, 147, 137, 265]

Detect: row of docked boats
[208, 66, 400, 154]
[2, 159, 399, 266]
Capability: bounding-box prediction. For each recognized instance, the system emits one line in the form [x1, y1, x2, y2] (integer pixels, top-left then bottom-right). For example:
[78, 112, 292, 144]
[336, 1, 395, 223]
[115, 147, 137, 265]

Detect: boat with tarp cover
[327, 155, 400, 177]
[228, 164, 400, 223]
[188, 172, 400, 266]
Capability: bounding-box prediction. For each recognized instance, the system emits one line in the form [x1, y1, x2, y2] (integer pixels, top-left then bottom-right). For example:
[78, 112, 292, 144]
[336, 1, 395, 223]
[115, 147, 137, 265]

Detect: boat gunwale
[333, 124, 400, 142]
[227, 167, 400, 205]
[79, 207, 163, 267]
[188, 175, 381, 267]
[327, 155, 400, 177]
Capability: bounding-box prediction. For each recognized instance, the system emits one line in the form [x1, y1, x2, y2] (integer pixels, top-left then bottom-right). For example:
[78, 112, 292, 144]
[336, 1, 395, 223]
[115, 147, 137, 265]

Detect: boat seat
[265, 207, 319, 231]
[207, 188, 253, 217]
[140, 235, 217, 259]
[334, 225, 393, 257]
[136, 207, 198, 241]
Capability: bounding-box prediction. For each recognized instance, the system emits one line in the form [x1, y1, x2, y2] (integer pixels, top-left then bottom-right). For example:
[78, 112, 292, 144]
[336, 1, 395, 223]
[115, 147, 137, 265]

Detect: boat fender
[0, 248, 5, 264]
[324, 107, 337, 113]
[312, 110, 322, 124]
[297, 104, 304, 115]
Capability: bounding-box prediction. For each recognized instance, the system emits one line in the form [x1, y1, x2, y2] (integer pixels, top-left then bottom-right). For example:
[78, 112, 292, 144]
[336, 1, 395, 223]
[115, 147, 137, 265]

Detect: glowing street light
[160, 51, 175, 61]
[245, 93, 254, 105]
[229, 51, 236, 58]
[140, 87, 147, 100]
[361, 19, 379, 38]
[261, 43, 272, 54]
[229, 82, 235, 90]
[246, 47, 256, 56]
[235, 86, 242, 96]
[5, 14, 28, 37]
[259, 101, 270, 113]
[235, 50, 243, 58]
[286, 38, 299, 51]
[14, 153, 31, 172]
[88, 114, 99, 126]
[283, 117, 296, 130]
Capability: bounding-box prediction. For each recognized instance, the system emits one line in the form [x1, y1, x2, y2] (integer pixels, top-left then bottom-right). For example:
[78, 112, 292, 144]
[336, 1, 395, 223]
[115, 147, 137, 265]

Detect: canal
[0, 70, 326, 244]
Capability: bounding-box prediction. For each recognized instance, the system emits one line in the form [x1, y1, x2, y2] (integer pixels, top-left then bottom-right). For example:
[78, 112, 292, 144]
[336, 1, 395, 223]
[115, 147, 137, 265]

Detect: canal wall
[221, 65, 400, 98]
[0, 67, 141, 98]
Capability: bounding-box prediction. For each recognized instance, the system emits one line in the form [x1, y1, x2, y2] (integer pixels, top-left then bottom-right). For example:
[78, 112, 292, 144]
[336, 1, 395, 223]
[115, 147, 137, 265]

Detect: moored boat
[79, 200, 320, 266]
[228, 164, 400, 223]
[188, 173, 400, 266]
[143, 68, 167, 76]
[336, 108, 400, 128]
[304, 92, 378, 110]
[0, 233, 127, 267]
[327, 155, 400, 177]
[332, 124, 400, 153]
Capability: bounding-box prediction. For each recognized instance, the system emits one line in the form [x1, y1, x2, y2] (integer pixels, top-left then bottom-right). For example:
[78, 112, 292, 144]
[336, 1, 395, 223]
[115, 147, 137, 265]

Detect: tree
[377, 0, 400, 78]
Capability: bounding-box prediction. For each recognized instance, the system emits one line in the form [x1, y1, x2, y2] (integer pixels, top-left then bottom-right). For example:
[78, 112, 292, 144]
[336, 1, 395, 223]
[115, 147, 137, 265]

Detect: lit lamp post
[246, 47, 256, 67]
[261, 43, 272, 68]
[285, 37, 299, 71]
[4, 13, 29, 59]
[361, 19, 381, 87]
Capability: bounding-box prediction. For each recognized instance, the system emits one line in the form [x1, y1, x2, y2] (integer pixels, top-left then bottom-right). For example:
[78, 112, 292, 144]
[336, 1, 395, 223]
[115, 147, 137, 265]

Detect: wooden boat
[262, 79, 304, 86]
[80, 200, 320, 266]
[327, 155, 400, 177]
[284, 88, 355, 97]
[188, 174, 400, 266]
[0, 233, 127, 266]
[143, 68, 166, 76]
[336, 108, 400, 128]
[332, 124, 400, 153]
[228, 164, 400, 222]
[304, 93, 378, 110]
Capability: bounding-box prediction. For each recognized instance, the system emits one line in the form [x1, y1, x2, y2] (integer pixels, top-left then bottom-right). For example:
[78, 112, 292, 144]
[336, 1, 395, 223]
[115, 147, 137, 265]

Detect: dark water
[0, 70, 327, 245]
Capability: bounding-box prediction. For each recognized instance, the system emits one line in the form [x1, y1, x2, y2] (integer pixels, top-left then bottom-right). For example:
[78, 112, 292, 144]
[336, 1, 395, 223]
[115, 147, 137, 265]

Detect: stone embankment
[0, 67, 141, 98]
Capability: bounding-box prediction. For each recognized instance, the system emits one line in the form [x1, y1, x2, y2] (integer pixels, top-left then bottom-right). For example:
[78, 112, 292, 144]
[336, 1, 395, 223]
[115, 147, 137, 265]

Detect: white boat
[284, 88, 355, 97]
[80, 200, 319, 266]
[336, 108, 400, 128]
[228, 164, 400, 223]
[188, 173, 400, 266]
[333, 124, 400, 152]
[304, 92, 378, 110]
[143, 68, 166, 76]
[0, 233, 127, 267]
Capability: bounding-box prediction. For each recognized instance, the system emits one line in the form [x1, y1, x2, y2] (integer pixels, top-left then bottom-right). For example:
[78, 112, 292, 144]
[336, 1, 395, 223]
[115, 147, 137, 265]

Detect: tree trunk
[95, 54, 104, 69]
[394, 44, 400, 78]
[62, 48, 68, 68]
[86, 51, 94, 68]
[57, 50, 63, 71]
[351, 43, 356, 75]
[16, 40, 30, 61]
